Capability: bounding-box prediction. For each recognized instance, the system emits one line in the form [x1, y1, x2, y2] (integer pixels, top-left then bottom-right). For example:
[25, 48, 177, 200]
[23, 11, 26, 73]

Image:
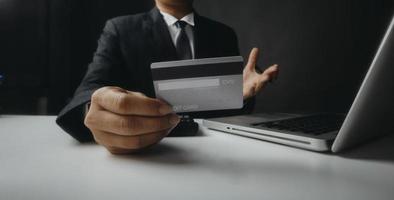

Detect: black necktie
[175, 20, 193, 60]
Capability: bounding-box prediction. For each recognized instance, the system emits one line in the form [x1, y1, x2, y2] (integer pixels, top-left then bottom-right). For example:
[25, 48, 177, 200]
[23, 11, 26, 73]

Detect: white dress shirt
[160, 11, 195, 59]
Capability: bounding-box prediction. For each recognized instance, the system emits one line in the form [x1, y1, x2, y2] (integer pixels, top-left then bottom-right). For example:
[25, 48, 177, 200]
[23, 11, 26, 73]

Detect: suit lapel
[147, 7, 178, 62]
[193, 12, 211, 59]
[140, 8, 178, 98]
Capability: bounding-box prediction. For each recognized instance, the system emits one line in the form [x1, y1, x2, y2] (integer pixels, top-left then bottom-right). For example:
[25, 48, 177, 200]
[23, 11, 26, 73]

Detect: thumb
[245, 48, 260, 71]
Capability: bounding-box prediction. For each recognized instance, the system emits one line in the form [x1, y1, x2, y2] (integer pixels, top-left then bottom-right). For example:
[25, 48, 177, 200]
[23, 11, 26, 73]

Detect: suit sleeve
[56, 20, 127, 142]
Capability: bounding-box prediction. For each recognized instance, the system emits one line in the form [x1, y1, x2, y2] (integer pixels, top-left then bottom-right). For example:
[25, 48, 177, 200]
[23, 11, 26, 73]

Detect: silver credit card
[151, 56, 244, 113]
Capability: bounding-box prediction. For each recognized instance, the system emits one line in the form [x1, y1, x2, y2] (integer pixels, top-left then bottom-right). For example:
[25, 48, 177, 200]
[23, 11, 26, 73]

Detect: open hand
[243, 48, 279, 100]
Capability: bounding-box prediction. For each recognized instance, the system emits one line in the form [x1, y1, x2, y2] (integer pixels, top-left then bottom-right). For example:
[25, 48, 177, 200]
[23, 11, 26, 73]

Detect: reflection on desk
[0, 115, 394, 200]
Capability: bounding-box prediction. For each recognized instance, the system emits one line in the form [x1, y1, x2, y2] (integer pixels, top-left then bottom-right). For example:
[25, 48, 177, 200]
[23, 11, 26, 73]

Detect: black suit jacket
[56, 7, 255, 142]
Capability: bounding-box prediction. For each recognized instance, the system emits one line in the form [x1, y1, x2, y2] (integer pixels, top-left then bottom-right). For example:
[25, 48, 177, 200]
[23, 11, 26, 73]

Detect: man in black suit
[56, 0, 279, 154]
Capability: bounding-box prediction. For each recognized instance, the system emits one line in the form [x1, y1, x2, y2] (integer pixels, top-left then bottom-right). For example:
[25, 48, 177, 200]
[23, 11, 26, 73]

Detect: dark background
[0, 0, 393, 115]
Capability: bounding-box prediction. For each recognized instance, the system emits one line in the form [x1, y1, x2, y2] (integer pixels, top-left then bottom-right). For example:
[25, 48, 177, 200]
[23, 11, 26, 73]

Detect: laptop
[203, 16, 394, 153]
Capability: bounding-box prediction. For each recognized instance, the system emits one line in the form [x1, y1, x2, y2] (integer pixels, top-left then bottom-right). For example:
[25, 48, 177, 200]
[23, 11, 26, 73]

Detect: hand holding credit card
[151, 56, 244, 113]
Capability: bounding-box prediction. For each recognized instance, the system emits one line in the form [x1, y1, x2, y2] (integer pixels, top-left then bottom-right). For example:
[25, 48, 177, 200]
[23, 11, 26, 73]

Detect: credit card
[151, 56, 244, 113]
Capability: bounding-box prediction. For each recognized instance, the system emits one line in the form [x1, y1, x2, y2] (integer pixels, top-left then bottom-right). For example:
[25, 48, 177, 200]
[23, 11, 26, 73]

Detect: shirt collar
[160, 11, 195, 27]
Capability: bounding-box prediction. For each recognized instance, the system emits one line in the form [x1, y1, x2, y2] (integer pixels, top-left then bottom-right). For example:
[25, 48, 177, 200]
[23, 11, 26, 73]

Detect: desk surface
[1, 115, 394, 200]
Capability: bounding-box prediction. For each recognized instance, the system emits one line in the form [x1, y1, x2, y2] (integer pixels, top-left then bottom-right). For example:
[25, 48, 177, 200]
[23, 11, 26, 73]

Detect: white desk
[1, 115, 394, 200]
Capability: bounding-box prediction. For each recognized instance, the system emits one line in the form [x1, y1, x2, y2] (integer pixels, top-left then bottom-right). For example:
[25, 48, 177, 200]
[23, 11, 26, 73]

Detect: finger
[269, 65, 280, 82]
[272, 65, 280, 80]
[128, 91, 173, 108]
[92, 87, 173, 116]
[129, 91, 173, 107]
[260, 65, 279, 82]
[254, 65, 279, 92]
[265, 64, 279, 75]
[86, 110, 180, 136]
[93, 129, 169, 152]
[246, 48, 260, 71]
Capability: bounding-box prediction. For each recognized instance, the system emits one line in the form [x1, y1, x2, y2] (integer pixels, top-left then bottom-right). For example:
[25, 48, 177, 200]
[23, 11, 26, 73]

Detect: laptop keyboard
[252, 114, 346, 135]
